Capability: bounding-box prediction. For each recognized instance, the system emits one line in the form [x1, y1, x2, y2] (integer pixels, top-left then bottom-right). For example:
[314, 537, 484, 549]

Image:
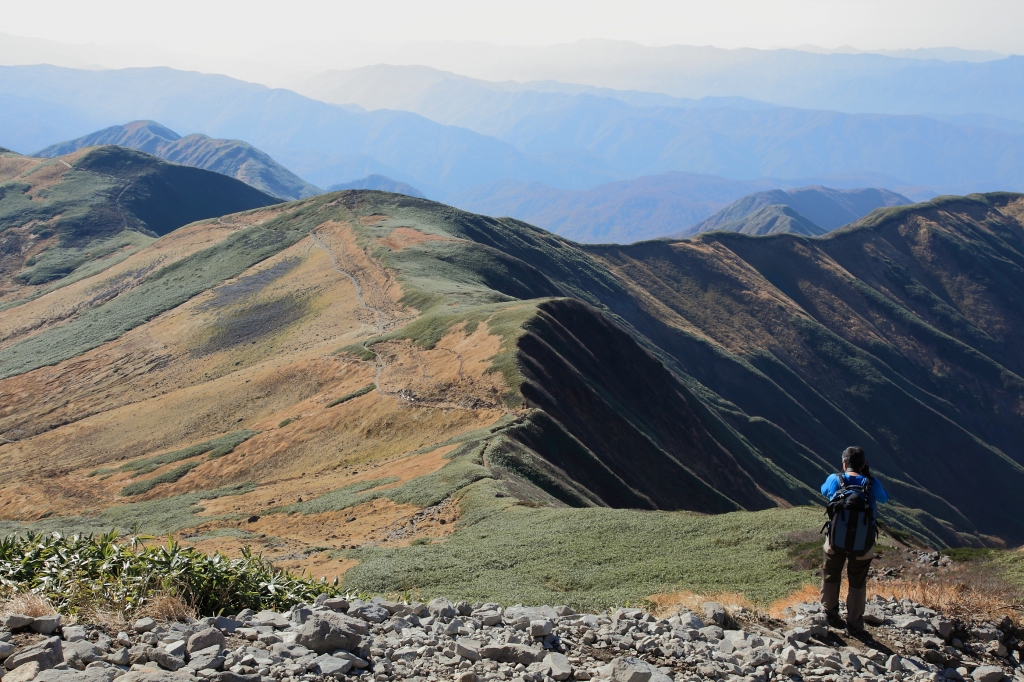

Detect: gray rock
[3, 661, 41, 682]
[612, 657, 653, 682]
[699, 626, 724, 640]
[315, 611, 369, 636]
[61, 626, 88, 642]
[34, 668, 113, 682]
[504, 606, 558, 622]
[862, 604, 887, 625]
[293, 616, 361, 654]
[321, 597, 348, 612]
[118, 671, 194, 682]
[211, 617, 239, 634]
[427, 598, 457, 619]
[672, 612, 704, 630]
[133, 618, 157, 634]
[934, 617, 954, 639]
[31, 615, 62, 635]
[391, 647, 419, 663]
[63, 640, 104, 669]
[0, 641, 16, 661]
[186, 646, 224, 672]
[104, 648, 130, 667]
[127, 645, 150, 666]
[311, 654, 351, 677]
[163, 641, 186, 659]
[702, 602, 726, 625]
[973, 626, 1001, 641]
[330, 651, 369, 669]
[3, 615, 34, 630]
[886, 655, 904, 672]
[5, 636, 63, 671]
[544, 652, 572, 681]
[454, 638, 480, 661]
[349, 603, 390, 623]
[972, 666, 1006, 682]
[187, 628, 225, 654]
[479, 643, 542, 665]
[530, 620, 553, 637]
[475, 611, 502, 626]
[209, 673, 261, 682]
[148, 647, 186, 671]
[894, 615, 929, 630]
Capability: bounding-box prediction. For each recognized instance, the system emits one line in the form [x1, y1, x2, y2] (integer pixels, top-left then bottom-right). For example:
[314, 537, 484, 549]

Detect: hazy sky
[7, 0, 1024, 56]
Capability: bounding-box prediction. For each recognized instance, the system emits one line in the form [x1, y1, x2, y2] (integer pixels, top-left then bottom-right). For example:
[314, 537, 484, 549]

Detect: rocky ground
[0, 587, 1021, 682]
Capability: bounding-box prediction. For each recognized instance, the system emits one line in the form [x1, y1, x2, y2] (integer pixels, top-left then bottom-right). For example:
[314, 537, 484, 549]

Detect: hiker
[820, 446, 888, 634]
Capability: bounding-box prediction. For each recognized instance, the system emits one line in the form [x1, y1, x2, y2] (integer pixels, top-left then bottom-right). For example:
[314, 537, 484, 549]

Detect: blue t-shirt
[821, 472, 888, 516]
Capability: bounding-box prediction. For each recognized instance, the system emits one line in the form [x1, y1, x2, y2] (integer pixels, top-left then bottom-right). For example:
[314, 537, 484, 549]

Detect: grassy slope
[341, 479, 821, 609]
[4, 190, 1024, 551]
[0, 146, 279, 299]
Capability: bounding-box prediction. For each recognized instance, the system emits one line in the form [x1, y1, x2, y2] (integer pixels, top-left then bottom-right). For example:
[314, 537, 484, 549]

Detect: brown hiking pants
[820, 544, 872, 625]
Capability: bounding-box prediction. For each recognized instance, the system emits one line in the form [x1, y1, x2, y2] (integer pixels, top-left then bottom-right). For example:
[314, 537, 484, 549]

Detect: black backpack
[823, 474, 876, 554]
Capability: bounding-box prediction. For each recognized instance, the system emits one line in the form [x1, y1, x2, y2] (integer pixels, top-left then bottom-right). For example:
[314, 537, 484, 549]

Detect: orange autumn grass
[648, 573, 1023, 626]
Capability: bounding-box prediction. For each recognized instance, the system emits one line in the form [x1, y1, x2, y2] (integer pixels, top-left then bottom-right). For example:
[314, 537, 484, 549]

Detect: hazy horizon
[3, 0, 1024, 88]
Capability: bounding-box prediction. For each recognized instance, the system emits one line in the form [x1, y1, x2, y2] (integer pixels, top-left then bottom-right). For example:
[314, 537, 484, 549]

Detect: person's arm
[872, 477, 889, 504]
[821, 473, 838, 499]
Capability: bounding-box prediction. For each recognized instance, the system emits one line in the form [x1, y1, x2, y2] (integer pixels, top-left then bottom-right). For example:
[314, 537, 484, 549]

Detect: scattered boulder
[427, 598, 457, 619]
[187, 627, 225, 654]
[4, 636, 63, 671]
[701, 601, 726, 625]
[293, 616, 361, 654]
[544, 652, 572, 681]
[3, 615, 34, 630]
[30, 615, 61, 635]
[4, 661, 42, 682]
[133, 618, 157, 633]
[612, 657, 652, 682]
[972, 666, 1006, 682]
[479, 643, 542, 665]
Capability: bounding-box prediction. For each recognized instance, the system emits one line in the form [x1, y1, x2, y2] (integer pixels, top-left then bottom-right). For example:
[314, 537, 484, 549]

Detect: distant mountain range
[448, 177, 913, 243]
[680, 186, 911, 238]
[3, 64, 1024, 213]
[292, 41, 1024, 122]
[447, 173, 780, 243]
[35, 121, 321, 201]
[327, 174, 425, 198]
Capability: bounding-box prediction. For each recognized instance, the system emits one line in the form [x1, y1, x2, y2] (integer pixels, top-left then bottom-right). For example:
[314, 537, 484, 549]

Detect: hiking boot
[825, 609, 845, 628]
[846, 619, 866, 635]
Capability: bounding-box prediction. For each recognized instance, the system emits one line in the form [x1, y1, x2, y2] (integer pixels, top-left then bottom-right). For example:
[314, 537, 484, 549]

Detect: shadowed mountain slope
[0, 145, 279, 303]
[1, 190, 1023, 559]
[328, 174, 425, 198]
[691, 204, 828, 236]
[683, 186, 911, 237]
[36, 121, 321, 201]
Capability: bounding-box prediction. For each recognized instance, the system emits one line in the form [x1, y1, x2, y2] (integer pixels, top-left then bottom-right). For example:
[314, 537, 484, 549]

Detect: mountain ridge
[36, 120, 321, 201]
[0, 145, 279, 303]
[680, 186, 911, 237]
[1, 189, 1023, 556]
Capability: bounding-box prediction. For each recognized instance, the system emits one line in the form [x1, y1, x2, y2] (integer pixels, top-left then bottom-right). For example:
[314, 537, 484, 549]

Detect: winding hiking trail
[310, 227, 491, 412]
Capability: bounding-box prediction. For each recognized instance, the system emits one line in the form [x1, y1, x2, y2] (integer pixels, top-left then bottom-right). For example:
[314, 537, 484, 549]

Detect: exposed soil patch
[376, 226, 455, 252]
